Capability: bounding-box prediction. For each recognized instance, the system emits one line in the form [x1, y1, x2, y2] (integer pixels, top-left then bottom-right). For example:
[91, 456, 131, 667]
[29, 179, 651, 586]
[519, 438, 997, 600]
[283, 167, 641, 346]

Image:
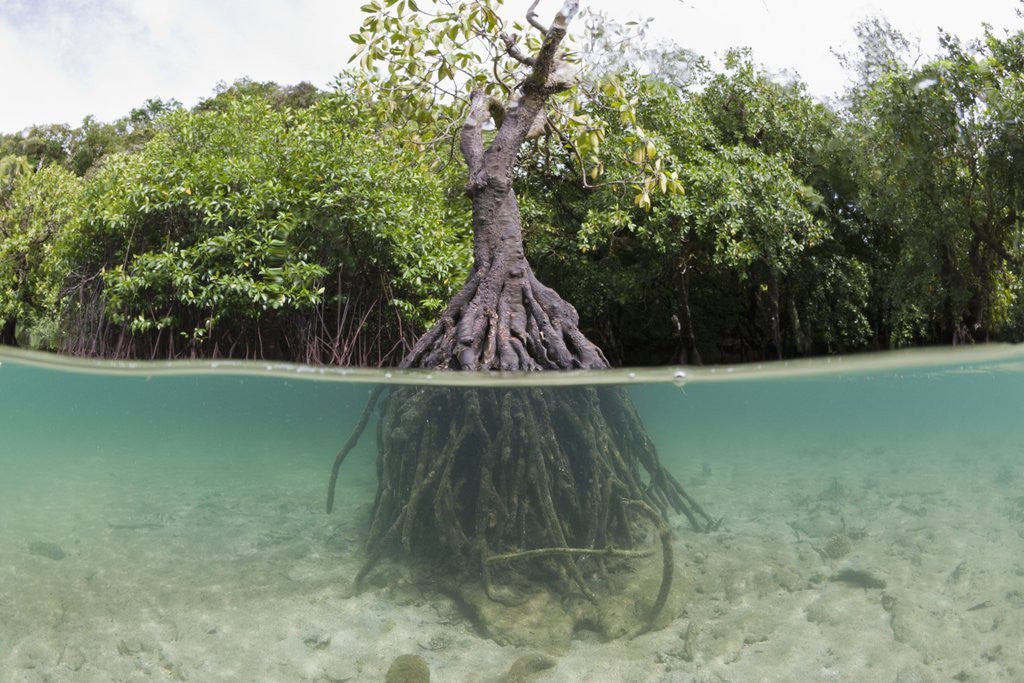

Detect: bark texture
[402, 1, 603, 373]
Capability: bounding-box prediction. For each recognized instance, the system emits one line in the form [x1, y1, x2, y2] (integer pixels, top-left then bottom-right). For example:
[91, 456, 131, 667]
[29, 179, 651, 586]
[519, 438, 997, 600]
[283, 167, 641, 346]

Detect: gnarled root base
[327, 383, 714, 637]
[403, 265, 609, 371]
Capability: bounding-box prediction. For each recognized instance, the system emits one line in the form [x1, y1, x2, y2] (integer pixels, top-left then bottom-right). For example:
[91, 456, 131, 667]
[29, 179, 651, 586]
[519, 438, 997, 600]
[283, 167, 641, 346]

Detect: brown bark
[401, 0, 606, 372]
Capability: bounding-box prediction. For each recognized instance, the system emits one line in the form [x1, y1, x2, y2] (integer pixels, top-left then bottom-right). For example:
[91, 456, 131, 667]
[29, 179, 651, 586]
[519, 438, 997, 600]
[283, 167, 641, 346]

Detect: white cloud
[0, 0, 363, 132]
[0, 0, 1020, 134]
[579, 0, 1021, 98]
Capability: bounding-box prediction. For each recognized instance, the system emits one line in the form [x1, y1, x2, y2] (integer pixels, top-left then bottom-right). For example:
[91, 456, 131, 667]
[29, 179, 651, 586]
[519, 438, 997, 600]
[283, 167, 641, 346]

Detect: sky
[0, 0, 1021, 135]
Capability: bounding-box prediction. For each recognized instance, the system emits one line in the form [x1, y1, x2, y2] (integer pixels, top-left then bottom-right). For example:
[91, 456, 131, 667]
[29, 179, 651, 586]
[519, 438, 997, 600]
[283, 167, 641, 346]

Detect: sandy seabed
[2, 434, 1024, 682]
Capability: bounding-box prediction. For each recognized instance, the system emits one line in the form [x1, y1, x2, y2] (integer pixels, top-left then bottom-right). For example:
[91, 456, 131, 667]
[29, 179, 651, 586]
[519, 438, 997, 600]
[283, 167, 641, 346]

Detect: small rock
[417, 634, 452, 652]
[1006, 589, 1024, 607]
[321, 660, 356, 682]
[385, 654, 430, 683]
[28, 540, 66, 560]
[59, 646, 86, 671]
[116, 638, 150, 656]
[303, 632, 331, 650]
[773, 566, 805, 592]
[505, 653, 556, 682]
[804, 595, 844, 626]
[830, 568, 886, 589]
[14, 641, 54, 669]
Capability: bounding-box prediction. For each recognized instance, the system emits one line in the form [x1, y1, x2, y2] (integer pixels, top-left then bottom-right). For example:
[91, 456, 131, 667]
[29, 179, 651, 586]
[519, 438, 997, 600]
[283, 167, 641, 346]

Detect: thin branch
[500, 31, 535, 66]
[526, 0, 547, 35]
[486, 544, 656, 563]
[488, 0, 579, 158]
[493, 54, 513, 95]
[326, 385, 384, 513]
[548, 117, 643, 191]
[625, 499, 674, 638]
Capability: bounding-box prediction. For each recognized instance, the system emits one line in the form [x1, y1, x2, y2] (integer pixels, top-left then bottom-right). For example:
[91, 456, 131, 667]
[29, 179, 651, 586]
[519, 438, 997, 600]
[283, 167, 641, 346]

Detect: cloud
[0, 0, 363, 133]
[1, 0, 1020, 134]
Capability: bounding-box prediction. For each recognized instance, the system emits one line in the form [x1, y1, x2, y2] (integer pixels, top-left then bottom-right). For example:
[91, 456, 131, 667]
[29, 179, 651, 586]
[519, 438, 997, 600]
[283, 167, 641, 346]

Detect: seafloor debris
[830, 568, 887, 589]
[27, 540, 66, 560]
[502, 653, 557, 682]
[823, 535, 852, 559]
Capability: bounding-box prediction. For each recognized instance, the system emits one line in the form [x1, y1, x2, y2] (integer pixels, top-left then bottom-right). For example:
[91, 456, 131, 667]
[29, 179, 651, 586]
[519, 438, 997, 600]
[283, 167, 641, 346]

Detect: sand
[2, 435, 1024, 682]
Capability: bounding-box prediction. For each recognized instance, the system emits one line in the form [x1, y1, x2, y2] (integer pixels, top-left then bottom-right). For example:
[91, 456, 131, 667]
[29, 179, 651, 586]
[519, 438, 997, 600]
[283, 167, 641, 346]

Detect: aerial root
[326, 385, 384, 514]
[485, 544, 657, 564]
[625, 499, 673, 638]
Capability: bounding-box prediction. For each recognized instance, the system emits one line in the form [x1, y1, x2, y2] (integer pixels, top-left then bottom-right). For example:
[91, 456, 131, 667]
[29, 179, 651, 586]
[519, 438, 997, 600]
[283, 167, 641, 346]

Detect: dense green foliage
[842, 22, 1024, 348]
[1, 85, 470, 364]
[2, 15, 1024, 365]
[520, 23, 1024, 364]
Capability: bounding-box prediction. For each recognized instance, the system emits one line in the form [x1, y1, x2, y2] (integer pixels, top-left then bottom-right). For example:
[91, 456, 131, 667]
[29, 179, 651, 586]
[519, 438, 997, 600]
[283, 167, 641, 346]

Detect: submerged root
[324, 261, 713, 637]
[325, 385, 383, 514]
[327, 383, 712, 634]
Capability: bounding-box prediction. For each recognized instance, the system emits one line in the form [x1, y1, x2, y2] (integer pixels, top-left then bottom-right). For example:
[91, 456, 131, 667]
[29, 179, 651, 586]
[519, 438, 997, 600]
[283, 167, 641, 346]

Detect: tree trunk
[402, 5, 604, 372]
[673, 256, 702, 365]
[403, 178, 608, 371]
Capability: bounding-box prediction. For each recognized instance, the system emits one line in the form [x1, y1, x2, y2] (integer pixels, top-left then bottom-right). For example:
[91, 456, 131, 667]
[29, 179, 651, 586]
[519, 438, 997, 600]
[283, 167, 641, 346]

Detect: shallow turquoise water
[2, 344, 1024, 680]
[5, 344, 1023, 475]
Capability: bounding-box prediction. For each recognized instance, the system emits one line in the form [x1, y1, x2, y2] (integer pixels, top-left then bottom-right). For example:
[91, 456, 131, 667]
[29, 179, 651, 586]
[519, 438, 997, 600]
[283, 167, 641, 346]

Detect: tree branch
[500, 31, 535, 66]
[462, 89, 509, 192]
[530, 0, 579, 89]
[486, 0, 579, 164]
[525, 0, 547, 36]
[461, 89, 489, 177]
[487, 98, 507, 129]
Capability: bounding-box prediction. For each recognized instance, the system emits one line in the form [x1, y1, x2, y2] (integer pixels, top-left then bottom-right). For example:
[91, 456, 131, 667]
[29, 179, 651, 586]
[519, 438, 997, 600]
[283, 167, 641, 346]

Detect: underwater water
[2, 344, 1024, 681]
